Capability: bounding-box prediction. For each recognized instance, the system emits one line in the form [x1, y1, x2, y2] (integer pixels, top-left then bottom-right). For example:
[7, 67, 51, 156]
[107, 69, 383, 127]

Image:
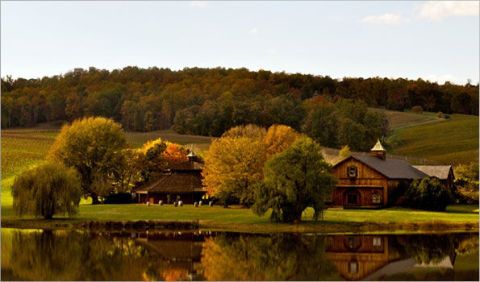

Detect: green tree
[337, 118, 367, 151]
[253, 137, 336, 223]
[405, 177, 452, 211]
[454, 162, 479, 188]
[12, 163, 81, 219]
[135, 138, 168, 182]
[48, 117, 127, 204]
[338, 145, 351, 158]
[302, 102, 339, 148]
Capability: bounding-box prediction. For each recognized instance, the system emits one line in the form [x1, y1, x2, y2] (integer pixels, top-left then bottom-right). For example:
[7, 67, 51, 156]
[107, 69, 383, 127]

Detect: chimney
[370, 139, 386, 160]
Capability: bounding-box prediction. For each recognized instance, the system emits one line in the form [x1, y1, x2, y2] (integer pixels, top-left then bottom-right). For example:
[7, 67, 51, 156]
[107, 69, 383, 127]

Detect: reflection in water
[1, 229, 478, 281]
[200, 234, 340, 280]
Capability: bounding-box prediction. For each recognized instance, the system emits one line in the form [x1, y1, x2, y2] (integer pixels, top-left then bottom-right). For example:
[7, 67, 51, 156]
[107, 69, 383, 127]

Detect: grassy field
[1, 204, 478, 233]
[386, 113, 478, 164]
[370, 108, 441, 130]
[370, 109, 479, 165]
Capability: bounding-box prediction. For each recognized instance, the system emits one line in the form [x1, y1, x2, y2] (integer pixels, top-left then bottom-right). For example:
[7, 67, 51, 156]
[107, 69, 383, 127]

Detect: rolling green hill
[370, 108, 441, 130]
[379, 110, 479, 165]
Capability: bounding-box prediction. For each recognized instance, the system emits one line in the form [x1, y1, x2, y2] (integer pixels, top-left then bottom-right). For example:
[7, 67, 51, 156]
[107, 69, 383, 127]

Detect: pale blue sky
[1, 1, 479, 84]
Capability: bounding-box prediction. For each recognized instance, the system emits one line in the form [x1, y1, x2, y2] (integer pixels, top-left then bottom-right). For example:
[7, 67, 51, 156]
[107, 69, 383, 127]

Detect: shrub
[404, 177, 452, 211]
[411, 105, 423, 114]
[12, 163, 82, 219]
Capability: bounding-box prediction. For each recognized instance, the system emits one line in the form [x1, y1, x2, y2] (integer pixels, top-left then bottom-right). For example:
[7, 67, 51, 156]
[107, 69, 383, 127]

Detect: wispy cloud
[249, 27, 259, 35]
[418, 1, 479, 21]
[189, 1, 208, 8]
[361, 13, 409, 25]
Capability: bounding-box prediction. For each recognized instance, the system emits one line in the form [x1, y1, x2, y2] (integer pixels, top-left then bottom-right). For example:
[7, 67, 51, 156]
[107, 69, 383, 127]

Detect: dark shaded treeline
[2, 66, 478, 134]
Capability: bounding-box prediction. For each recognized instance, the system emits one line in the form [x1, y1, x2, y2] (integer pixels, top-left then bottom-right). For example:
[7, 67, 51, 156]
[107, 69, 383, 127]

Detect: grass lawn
[2, 203, 478, 233]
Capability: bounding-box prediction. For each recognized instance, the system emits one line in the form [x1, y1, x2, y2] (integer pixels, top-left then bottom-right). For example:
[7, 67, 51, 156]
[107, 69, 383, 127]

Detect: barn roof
[334, 154, 428, 180]
[134, 171, 205, 194]
[412, 165, 453, 180]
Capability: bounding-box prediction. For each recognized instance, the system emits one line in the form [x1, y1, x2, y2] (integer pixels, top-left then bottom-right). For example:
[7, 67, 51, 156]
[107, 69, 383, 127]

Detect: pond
[1, 228, 478, 281]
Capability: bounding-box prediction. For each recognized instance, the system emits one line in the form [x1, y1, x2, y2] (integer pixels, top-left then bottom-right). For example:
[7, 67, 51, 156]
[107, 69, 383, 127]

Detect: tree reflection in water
[396, 234, 457, 265]
[1, 229, 478, 281]
[200, 233, 341, 280]
[2, 230, 194, 281]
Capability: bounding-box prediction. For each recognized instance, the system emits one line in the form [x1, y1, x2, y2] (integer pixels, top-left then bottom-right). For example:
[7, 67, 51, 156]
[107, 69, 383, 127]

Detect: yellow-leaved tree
[48, 117, 126, 204]
[203, 124, 301, 206]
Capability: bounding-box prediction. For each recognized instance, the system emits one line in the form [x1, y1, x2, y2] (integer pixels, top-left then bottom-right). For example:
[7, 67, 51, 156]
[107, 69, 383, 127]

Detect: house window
[345, 236, 361, 250]
[347, 166, 358, 178]
[373, 237, 382, 247]
[372, 193, 382, 204]
[349, 261, 358, 274]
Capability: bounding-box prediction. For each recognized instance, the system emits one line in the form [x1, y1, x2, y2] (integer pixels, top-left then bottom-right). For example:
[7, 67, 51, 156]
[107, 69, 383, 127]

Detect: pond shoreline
[2, 218, 478, 234]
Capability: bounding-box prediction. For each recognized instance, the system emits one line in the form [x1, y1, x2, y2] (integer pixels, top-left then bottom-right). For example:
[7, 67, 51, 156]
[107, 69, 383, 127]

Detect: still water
[1, 228, 478, 281]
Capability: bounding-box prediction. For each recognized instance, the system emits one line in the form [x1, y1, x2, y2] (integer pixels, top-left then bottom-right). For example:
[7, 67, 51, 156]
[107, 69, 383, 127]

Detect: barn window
[373, 237, 382, 247]
[347, 166, 358, 178]
[349, 260, 358, 274]
[372, 193, 382, 204]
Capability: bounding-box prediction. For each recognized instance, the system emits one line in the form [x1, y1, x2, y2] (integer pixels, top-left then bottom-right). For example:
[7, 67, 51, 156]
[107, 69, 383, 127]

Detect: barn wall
[332, 158, 384, 180]
[331, 158, 389, 207]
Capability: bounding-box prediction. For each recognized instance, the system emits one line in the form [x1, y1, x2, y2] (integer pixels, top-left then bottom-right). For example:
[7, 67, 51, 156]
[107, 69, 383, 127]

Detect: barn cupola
[187, 150, 196, 163]
[370, 139, 386, 160]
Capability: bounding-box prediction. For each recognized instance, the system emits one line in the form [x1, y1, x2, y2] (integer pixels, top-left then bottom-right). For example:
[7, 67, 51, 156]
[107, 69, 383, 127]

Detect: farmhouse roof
[169, 161, 204, 171]
[134, 171, 205, 194]
[412, 165, 453, 180]
[334, 154, 428, 179]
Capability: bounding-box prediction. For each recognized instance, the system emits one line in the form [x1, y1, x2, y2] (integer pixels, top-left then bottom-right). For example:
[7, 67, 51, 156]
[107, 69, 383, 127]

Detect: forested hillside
[2, 67, 478, 141]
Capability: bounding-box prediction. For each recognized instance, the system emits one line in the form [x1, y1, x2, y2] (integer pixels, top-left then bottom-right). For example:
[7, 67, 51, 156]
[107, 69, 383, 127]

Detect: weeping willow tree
[12, 163, 82, 219]
[253, 136, 336, 223]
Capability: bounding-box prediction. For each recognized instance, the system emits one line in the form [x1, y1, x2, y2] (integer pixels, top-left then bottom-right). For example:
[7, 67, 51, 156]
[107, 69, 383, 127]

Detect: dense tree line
[2, 66, 478, 134]
[303, 96, 389, 150]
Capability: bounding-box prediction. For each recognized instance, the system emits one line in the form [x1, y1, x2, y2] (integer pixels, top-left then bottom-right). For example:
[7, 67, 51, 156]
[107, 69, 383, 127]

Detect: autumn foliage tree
[203, 125, 267, 206]
[48, 117, 127, 204]
[162, 142, 189, 166]
[3, 67, 477, 133]
[203, 124, 302, 206]
[264, 124, 302, 158]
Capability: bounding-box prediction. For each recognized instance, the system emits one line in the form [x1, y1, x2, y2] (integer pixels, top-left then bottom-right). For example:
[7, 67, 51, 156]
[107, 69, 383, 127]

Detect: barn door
[346, 190, 360, 206]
